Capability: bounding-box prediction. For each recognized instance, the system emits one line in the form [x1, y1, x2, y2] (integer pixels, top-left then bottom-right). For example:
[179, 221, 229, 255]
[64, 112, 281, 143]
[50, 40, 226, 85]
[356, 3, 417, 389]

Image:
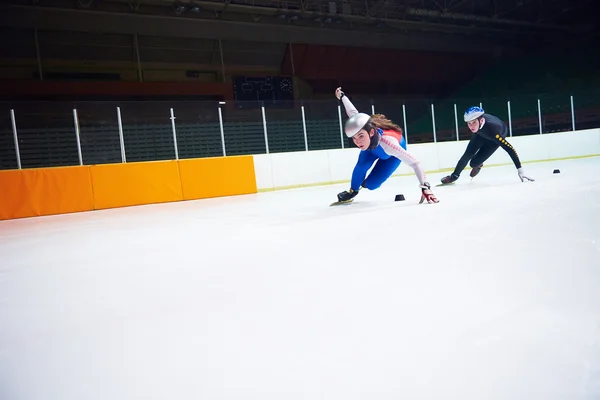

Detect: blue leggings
[350, 139, 406, 190]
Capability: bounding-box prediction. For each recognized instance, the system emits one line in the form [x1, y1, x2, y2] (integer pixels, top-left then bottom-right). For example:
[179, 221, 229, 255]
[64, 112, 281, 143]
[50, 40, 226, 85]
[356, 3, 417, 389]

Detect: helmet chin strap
[368, 128, 381, 150]
[477, 117, 486, 131]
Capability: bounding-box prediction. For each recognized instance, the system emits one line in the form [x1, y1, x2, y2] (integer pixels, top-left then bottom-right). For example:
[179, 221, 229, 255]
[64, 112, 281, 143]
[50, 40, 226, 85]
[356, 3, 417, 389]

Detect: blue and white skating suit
[340, 96, 428, 191]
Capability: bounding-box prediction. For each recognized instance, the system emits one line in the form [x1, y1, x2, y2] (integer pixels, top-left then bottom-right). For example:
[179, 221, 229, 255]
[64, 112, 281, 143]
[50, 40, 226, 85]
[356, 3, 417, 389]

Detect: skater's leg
[469, 140, 500, 178]
[362, 157, 401, 190]
[470, 140, 500, 168]
[452, 135, 485, 177]
[350, 151, 378, 190]
[441, 135, 485, 184]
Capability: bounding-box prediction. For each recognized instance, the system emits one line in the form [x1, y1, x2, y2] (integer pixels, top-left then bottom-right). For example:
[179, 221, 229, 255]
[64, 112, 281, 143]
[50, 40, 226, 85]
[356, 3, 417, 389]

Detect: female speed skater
[333, 87, 439, 205]
[440, 106, 535, 184]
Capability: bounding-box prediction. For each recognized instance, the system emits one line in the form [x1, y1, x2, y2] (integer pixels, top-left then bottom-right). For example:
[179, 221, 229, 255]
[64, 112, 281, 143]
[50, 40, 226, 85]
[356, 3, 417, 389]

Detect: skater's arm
[341, 96, 359, 117]
[350, 151, 376, 190]
[350, 164, 369, 191]
[335, 87, 359, 117]
[379, 136, 427, 185]
[493, 135, 522, 169]
[495, 135, 534, 181]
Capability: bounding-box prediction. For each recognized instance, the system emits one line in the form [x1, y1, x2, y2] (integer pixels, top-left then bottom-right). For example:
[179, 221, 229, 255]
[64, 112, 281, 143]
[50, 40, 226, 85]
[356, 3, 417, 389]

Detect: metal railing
[1, 88, 599, 170]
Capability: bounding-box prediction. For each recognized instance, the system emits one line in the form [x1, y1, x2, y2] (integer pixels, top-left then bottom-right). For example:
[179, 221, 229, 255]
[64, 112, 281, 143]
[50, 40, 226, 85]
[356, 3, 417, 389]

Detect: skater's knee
[362, 178, 384, 190]
[464, 150, 477, 159]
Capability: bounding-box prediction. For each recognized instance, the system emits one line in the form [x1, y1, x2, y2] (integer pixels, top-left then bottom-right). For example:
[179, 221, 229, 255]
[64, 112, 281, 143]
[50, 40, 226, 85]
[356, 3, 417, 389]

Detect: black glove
[337, 188, 359, 202]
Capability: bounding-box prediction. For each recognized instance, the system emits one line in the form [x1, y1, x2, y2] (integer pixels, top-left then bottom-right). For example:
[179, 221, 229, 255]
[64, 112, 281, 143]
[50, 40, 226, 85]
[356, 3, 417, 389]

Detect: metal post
[453, 103, 459, 141]
[34, 28, 43, 81]
[218, 105, 226, 156]
[289, 43, 296, 76]
[537, 98, 543, 134]
[73, 109, 83, 165]
[218, 39, 226, 83]
[169, 108, 179, 160]
[337, 105, 344, 149]
[431, 103, 437, 143]
[570, 95, 575, 131]
[507, 100, 513, 137]
[261, 105, 269, 154]
[301, 105, 308, 151]
[402, 104, 408, 144]
[134, 33, 143, 82]
[371, 104, 375, 115]
[10, 109, 22, 169]
[116, 107, 126, 162]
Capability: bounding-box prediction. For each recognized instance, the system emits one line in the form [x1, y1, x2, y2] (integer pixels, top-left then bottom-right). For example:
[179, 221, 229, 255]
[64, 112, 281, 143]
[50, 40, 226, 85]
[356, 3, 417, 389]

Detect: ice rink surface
[1, 156, 600, 400]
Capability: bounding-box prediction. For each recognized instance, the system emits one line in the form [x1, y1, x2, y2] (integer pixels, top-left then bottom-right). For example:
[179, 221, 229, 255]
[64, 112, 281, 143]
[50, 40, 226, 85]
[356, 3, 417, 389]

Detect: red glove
[419, 183, 439, 204]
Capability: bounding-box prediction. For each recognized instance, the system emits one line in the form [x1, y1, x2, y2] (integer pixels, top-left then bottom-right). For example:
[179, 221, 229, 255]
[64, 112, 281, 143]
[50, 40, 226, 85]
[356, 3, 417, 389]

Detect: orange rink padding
[0, 166, 94, 220]
[89, 160, 183, 210]
[178, 155, 257, 200]
[0, 156, 258, 220]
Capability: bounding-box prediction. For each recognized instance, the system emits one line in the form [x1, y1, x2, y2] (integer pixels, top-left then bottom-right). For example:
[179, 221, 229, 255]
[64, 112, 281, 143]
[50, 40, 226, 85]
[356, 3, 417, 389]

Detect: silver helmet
[344, 113, 372, 138]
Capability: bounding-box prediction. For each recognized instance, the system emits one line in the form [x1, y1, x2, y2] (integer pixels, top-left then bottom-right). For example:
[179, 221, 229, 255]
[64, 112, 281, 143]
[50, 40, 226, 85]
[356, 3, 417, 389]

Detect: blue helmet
[464, 106, 485, 122]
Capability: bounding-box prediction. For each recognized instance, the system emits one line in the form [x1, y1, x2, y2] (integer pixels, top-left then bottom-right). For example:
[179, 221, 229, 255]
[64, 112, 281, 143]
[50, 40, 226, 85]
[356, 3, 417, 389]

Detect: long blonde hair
[370, 113, 403, 134]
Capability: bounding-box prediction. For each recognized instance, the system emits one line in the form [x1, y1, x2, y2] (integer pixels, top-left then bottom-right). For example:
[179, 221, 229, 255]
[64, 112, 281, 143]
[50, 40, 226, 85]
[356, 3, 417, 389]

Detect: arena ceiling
[1, 0, 597, 55]
[0, 0, 597, 95]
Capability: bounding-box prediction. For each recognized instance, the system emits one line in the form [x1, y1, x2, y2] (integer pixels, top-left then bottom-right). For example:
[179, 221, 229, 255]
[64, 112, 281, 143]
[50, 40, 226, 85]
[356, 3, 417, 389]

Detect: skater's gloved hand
[337, 188, 358, 202]
[517, 167, 535, 182]
[419, 183, 439, 204]
[335, 87, 345, 100]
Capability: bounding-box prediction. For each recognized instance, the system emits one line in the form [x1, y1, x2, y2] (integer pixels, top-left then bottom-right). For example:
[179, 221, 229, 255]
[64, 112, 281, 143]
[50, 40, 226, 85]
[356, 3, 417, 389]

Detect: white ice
[1, 157, 600, 400]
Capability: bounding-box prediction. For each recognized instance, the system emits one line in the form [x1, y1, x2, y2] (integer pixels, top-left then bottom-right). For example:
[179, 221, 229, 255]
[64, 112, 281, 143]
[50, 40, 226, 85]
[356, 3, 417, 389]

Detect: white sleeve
[379, 136, 428, 186]
[341, 96, 359, 117]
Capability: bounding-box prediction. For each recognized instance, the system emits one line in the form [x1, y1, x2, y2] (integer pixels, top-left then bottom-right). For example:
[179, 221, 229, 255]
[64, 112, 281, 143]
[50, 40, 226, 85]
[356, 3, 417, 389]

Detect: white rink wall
[253, 128, 600, 191]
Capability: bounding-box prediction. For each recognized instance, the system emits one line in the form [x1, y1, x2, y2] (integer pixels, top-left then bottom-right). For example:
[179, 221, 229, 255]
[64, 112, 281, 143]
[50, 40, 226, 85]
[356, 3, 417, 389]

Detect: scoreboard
[233, 76, 294, 108]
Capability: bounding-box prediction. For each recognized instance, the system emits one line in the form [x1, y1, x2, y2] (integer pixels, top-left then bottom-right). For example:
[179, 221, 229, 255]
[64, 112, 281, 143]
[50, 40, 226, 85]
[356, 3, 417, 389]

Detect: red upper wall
[0, 80, 234, 101]
[0, 44, 492, 100]
[281, 43, 492, 94]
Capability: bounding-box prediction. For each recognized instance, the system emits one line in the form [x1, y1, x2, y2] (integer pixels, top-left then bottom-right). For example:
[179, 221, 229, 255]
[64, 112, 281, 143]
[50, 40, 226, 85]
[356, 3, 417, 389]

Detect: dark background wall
[1, 0, 598, 102]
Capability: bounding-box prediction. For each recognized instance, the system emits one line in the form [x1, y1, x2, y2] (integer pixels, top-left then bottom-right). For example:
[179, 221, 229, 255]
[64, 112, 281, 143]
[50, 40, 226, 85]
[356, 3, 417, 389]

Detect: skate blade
[435, 182, 455, 187]
[330, 199, 354, 206]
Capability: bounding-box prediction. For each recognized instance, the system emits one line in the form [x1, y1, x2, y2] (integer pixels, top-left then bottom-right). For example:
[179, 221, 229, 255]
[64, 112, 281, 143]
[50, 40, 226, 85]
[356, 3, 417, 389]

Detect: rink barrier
[0, 156, 257, 220]
[178, 156, 257, 200]
[255, 153, 600, 192]
[0, 166, 94, 220]
[253, 128, 600, 191]
[90, 160, 183, 210]
[1, 129, 599, 220]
